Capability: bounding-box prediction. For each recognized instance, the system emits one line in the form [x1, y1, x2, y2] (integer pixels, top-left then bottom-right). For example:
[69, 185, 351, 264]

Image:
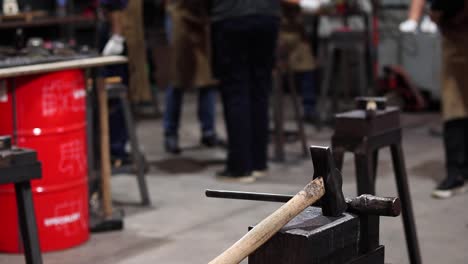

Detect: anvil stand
[271, 66, 308, 162]
[331, 98, 422, 264]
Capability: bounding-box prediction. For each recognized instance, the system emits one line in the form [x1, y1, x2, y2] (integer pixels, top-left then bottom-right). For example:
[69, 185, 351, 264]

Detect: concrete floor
[1, 94, 467, 264]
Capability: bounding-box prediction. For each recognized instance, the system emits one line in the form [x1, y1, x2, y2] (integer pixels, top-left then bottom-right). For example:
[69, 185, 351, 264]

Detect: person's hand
[399, 19, 418, 33]
[102, 34, 125, 56]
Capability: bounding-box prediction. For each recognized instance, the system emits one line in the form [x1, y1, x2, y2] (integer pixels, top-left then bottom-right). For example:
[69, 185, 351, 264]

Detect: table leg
[14, 181, 43, 264]
[287, 70, 308, 158]
[120, 91, 151, 205]
[272, 70, 285, 162]
[390, 143, 422, 264]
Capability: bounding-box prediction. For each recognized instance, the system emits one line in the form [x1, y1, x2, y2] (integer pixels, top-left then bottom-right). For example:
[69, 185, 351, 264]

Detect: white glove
[102, 34, 125, 56]
[399, 19, 418, 33]
[420, 15, 438, 34]
[299, 0, 330, 13]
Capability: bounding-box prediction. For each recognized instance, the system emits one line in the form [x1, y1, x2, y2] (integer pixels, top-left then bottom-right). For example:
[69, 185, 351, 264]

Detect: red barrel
[0, 70, 89, 252]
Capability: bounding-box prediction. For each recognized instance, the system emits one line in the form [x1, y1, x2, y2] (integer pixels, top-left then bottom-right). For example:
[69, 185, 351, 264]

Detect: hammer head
[310, 146, 347, 217]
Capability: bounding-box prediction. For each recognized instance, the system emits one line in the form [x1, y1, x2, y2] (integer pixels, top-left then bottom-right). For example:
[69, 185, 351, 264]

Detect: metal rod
[206, 190, 401, 217]
[206, 190, 292, 203]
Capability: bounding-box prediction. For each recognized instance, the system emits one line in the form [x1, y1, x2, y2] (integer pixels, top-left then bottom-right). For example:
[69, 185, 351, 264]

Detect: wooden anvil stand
[331, 98, 421, 264]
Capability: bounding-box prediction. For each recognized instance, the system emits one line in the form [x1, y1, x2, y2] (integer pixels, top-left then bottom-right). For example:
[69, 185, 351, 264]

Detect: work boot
[164, 135, 181, 154]
[201, 133, 225, 148]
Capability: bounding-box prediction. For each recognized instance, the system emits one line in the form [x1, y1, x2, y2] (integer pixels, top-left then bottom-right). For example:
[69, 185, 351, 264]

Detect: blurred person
[429, 0, 468, 199]
[399, 0, 438, 33]
[99, 0, 130, 164]
[211, 0, 281, 182]
[163, 1, 222, 154]
[280, 2, 318, 123]
[100, 0, 127, 56]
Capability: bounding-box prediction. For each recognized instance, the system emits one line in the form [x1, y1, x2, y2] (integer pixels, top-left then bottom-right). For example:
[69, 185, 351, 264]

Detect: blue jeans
[163, 87, 216, 137]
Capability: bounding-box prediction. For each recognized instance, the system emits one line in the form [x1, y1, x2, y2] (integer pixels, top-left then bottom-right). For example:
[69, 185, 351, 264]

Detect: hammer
[208, 146, 347, 264]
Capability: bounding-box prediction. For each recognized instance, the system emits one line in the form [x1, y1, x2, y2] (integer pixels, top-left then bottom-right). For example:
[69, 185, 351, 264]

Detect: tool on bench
[207, 146, 400, 264]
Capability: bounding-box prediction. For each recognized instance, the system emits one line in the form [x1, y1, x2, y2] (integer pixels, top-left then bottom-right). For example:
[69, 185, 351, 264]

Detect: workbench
[0, 55, 127, 78]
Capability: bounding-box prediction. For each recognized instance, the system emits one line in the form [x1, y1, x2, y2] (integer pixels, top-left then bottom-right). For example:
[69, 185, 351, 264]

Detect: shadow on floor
[150, 157, 225, 174]
[409, 159, 444, 183]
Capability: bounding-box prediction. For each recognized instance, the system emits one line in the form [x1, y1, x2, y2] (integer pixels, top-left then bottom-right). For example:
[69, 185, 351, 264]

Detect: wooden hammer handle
[209, 177, 325, 264]
[97, 77, 113, 218]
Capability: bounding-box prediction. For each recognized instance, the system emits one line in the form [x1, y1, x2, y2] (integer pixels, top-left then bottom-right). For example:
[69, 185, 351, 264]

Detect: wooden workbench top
[0, 55, 128, 79]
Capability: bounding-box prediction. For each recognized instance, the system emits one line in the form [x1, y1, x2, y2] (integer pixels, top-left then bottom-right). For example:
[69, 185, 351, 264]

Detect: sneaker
[399, 19, 418, 33]
[215, 170, 256, 183]
[420, 15, 438, 34]
[164, 135, 181, 154]
[252, 170, 268, 178]
[432, 177, 466, 199]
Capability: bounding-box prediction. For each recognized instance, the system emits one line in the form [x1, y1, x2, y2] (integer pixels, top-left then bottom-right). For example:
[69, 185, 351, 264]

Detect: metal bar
[207, 189, 292, 203]
[205, 190, 400, 217]
[120, 87, 151, 205]
[287, 70, 308, 158]
[272, 70, 285, 162]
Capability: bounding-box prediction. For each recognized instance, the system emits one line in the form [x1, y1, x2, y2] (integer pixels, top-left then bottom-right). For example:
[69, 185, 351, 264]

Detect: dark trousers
[444, 118, 468, 180]
[295, 70, 317, 117]
[212, 15, 279, 173]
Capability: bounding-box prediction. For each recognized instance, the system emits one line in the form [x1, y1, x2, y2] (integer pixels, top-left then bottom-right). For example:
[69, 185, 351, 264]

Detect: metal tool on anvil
[208, 146, 350, 264]
[206, 190, 401, 217]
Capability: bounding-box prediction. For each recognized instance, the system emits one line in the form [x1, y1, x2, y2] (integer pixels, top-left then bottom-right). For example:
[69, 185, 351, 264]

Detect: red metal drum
[0, 70, 89, 252]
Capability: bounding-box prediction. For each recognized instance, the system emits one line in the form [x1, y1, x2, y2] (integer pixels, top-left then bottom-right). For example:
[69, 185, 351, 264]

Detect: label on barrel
[41, 78, 85, 117]
[44, 212, 81, 227]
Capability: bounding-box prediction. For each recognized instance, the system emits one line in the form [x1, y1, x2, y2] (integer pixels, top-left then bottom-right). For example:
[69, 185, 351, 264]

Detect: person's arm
[101, 0, 128, 56]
